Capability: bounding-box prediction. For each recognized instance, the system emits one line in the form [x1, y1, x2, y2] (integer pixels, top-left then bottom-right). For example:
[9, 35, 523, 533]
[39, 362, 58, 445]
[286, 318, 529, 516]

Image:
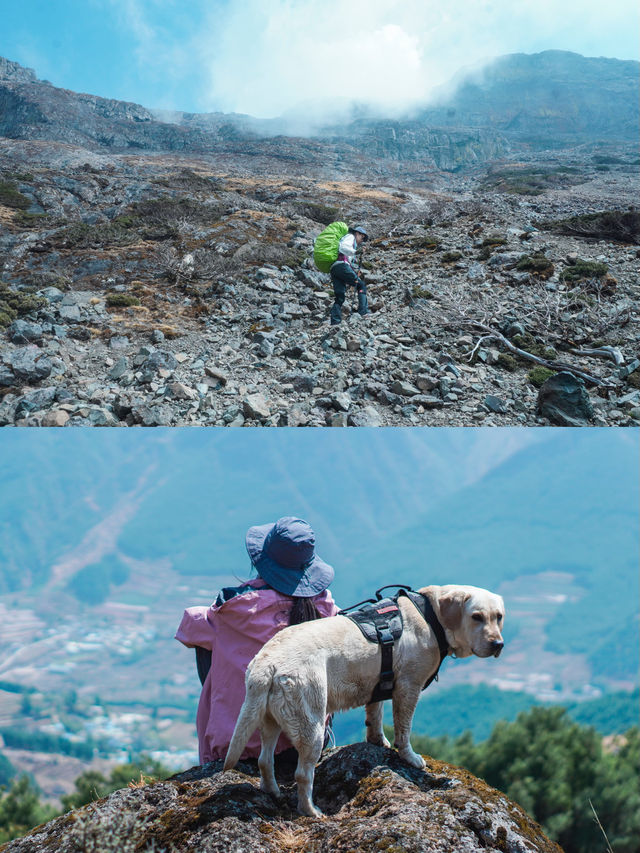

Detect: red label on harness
[376, 605, 398, 614]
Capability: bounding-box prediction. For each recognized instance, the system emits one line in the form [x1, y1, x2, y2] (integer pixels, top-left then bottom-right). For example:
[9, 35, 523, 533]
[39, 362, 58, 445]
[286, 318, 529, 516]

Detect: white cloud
[108, 0, 639, 116]
[192, 0, 639, 117]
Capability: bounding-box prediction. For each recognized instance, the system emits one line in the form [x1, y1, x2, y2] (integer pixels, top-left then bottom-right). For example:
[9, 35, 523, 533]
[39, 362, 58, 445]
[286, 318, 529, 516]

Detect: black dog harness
[339, 585, 449, 703]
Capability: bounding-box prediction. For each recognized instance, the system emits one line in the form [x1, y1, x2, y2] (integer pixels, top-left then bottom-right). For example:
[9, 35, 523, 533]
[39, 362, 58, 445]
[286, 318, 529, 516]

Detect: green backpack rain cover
[313, 221, 349, 273]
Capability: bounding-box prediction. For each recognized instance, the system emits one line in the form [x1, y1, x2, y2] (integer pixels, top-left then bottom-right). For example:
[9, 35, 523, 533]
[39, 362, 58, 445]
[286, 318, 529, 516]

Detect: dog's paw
[398, 748, 426, 769]
[260, 780, 281, 798]
[299, 801, 324, 818]
[367, 733, 392, 748]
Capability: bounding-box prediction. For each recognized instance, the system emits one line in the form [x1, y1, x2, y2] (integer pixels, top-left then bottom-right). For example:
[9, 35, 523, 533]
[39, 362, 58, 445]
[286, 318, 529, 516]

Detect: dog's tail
[223, 662, 274, 771]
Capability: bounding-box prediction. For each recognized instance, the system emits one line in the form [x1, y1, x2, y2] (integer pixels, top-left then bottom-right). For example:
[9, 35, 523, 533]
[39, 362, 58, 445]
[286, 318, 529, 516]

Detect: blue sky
[1, 0, 639, 117]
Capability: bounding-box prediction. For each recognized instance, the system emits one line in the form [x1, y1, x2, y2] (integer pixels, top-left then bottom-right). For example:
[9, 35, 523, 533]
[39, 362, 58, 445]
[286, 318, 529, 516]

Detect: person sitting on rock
[330, 226, 369, 325]
[175, 517, 338, 765]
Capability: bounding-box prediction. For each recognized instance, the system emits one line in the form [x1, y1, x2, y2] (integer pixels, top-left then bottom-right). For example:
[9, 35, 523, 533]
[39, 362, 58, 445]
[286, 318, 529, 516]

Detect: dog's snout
[492, 640, 504, 658]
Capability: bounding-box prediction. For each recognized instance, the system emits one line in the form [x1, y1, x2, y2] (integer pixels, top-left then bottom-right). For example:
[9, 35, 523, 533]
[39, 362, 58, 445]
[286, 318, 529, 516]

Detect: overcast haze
[1, 0, 639, 117]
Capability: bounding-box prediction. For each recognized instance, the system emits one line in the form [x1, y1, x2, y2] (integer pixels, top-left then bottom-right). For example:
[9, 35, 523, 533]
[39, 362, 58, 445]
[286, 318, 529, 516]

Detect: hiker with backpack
[314, 223, 370, 324]
[175, 517, 338, 764]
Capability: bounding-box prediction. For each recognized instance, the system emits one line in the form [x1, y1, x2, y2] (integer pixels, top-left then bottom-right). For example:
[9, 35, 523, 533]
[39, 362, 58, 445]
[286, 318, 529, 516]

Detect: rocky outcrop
[0, 743, 563, 852]
[0, 57, 37, 84]
[325, 121, 508, 171]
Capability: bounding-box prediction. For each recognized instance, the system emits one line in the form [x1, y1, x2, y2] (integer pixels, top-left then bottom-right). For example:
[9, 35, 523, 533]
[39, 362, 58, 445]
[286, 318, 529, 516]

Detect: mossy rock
[0, 180, 31, 210]
[294, 202, 340, 225]
[412, 234, 440, 250]
[515, 254, 554, 277]
[481, 235, 507, 247]
[627, 371, 640, 389]
[560, 260, 609, 282]
[411, 285, 435, 299]
[497, 353, 518, 372]
[528, 366, 557, 388]
[477, 246, 492, 260]
[441, 251, 463, 263]
[510, 333, 556, 360]
[106, 293, 141, 308]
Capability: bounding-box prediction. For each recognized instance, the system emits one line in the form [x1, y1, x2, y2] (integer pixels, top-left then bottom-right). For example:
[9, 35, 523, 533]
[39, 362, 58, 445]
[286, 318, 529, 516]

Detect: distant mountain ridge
[1, 50, 637, 169]
[419, 50, 640, 146]
[0, 430, 637, 688]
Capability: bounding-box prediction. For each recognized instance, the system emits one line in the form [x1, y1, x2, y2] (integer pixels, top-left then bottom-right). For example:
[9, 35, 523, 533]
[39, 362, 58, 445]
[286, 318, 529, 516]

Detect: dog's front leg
[365, 701, 391, 748]
[391, 683, 425, 769]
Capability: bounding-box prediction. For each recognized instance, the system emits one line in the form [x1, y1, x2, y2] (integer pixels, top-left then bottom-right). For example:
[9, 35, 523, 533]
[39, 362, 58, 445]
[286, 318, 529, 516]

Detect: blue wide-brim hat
[245, 516, 334, 598]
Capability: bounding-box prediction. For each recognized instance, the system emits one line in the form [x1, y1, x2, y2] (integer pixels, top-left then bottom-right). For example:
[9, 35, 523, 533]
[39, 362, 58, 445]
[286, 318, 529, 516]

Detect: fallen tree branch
[464, 322, 615, 387]
[568, 346, 624, 366]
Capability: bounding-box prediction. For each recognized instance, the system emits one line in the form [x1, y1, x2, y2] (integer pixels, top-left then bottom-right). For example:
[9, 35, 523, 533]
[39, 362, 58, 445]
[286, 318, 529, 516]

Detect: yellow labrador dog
[224, 584, 504, 817]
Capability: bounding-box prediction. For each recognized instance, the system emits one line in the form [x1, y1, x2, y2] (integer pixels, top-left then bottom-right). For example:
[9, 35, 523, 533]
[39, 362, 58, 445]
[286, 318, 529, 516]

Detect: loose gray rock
[6, 347, 53, 383]
[41, 409, 70, 427]
[143, 350, 178, 373]
[131, 404, 174, 426]
[109, 335, 130, 349]
[13, 387, 58, 419]
[283, 373, 316, 393]
[484, 394, 507, 414]
[243, 393, 270, 420]
[8, 320, 43, 343]
[348, 405, 383, 427]
[391, 380, 420, 396]
[330, 392, 352, 412]
[329, 411, 348, 427]
[108, 357, 129, 380]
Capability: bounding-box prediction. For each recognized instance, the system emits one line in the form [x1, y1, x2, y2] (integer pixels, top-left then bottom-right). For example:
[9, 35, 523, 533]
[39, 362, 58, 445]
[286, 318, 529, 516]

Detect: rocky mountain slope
[1, 137, 638, 427]
[1, 52, 639, 427]
[0, 56, 506, 171]
[0, 743, 562, 853]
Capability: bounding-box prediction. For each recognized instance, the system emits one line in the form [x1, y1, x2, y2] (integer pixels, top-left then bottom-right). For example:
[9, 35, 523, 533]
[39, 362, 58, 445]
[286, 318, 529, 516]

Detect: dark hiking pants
[330, 261, 368, 324]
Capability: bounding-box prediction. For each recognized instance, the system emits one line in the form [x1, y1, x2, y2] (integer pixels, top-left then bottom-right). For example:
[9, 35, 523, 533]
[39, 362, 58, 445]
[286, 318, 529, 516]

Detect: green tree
[0, 776, 57, 844]
[409, 708, 640, 853]
[0, 752, 14, 787]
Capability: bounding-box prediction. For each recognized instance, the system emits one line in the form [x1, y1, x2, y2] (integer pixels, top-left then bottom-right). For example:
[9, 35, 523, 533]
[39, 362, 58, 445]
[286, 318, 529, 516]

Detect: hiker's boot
[330, 302, 342, 325]
[357, 290, 369, 317]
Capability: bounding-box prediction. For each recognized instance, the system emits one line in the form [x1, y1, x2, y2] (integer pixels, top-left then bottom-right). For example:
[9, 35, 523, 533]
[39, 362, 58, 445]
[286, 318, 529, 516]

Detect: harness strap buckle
[376, 624, 395, 645]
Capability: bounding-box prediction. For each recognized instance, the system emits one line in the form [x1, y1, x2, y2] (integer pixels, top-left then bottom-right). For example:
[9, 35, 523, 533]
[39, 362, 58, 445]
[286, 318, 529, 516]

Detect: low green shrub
[0, 180, 30, 210]
[560, 260, 608, 282]
[106, 293, 140, 308]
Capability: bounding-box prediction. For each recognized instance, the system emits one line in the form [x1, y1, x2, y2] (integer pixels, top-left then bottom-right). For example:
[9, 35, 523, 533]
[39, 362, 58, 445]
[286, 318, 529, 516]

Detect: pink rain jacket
[175, 578, 339, 762]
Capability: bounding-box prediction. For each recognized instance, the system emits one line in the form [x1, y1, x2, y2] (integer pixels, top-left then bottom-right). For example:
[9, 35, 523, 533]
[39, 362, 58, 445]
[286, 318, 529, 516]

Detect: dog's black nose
[492, 640, 504, 658]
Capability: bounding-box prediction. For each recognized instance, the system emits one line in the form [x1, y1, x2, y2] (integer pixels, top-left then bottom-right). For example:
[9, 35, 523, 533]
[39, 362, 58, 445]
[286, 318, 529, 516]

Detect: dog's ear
[438, 591, 470, 631]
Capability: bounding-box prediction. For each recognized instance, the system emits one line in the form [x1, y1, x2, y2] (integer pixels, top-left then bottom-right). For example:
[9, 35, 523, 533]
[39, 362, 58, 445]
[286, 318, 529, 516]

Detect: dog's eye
[497, 614, 503, 622]
[471, 613, 484, 622]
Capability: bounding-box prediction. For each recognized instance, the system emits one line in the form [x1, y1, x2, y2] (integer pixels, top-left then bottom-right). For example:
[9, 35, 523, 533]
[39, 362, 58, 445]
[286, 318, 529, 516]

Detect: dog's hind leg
[365, 701, 391, 748]
[292, 722, 325, 818]
[258, 713, 281, 798]
[391, 683, 425, 769]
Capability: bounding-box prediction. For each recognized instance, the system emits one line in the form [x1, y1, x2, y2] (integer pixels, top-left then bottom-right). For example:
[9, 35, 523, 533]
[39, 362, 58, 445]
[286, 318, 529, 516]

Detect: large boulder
[3, 743, 562, 852]
[537, 371, 594, 426]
